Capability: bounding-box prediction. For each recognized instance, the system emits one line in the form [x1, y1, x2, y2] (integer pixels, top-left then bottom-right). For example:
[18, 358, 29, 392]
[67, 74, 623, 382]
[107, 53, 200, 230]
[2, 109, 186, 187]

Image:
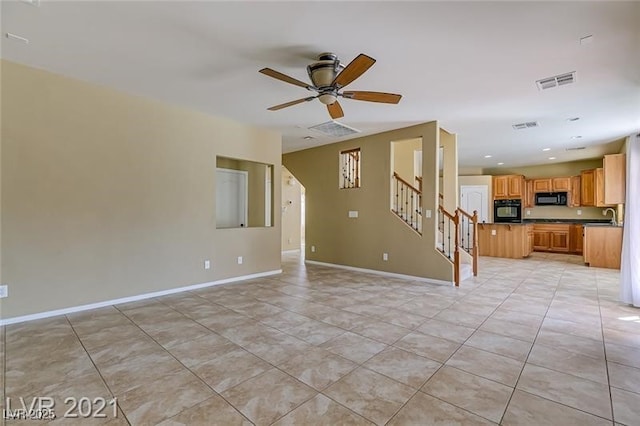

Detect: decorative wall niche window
[216, 156, 274, 228]
[339, 148, 361, 189]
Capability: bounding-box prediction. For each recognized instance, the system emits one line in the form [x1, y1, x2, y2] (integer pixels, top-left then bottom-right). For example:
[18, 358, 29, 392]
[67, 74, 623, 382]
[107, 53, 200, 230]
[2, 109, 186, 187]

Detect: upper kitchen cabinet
[603, 154, 626, 205]
[569, 175, 581, 207]
[493, 175, 524, 200]
[524, 179, 534, 208]
[581, 168, 608, 207]
[532, 177, 571, 193]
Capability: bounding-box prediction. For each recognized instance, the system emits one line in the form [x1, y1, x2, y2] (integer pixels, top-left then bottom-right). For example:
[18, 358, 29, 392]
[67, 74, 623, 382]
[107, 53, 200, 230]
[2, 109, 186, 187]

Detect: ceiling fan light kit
[259, 52, 402, 121]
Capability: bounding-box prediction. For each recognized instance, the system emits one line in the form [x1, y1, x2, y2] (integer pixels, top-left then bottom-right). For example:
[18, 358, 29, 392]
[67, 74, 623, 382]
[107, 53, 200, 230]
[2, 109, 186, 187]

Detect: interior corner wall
[281, 167, 301, 251]
[440, 129, 458, 213]
[283, 122, 453, 283]
[0, 60, 282, 320]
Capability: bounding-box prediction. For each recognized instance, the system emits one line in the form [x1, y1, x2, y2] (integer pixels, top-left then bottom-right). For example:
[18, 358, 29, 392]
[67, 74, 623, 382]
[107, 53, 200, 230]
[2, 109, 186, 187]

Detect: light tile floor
[2, 252, 640, 425]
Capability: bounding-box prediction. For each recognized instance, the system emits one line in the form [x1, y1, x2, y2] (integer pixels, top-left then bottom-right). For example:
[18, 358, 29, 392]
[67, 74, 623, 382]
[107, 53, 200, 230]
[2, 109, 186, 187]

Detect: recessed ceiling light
[302, 136, 314, 140]
[497, 162, 504, 165]
[542, 148, 551, 152]
[484, 155, 492, 158]
[548, 157, 556, 160]
[19, 0, 40, 6]
[571, 136, 583, 139]
[567, 117, 580, 122]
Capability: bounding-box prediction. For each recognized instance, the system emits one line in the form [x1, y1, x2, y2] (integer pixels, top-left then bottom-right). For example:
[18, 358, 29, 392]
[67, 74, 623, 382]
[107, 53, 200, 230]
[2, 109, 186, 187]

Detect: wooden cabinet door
[524, 179, 534, 208]
[508, 175, 523, 198]
[533, 231, 550, 251]
[493, 176, 508, 199]
[595, 168, 607, 207]
[569, 224, 583, 254]
[581, 170, 595, 206]
[552, 177, 571, 191]
[533, 179, 552, 193]
[604, 154, 626, 205]
[550, 231, 570, 252]
[569, 176, 581, 207]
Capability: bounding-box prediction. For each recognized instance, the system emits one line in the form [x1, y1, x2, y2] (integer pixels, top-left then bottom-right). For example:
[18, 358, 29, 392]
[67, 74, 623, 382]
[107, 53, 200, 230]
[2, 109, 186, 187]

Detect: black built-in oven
[494, 199, 522, 223]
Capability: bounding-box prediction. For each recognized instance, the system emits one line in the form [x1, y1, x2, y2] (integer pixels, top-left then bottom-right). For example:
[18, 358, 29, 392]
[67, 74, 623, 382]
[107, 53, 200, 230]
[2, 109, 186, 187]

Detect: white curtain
[620, 134, 640, 307]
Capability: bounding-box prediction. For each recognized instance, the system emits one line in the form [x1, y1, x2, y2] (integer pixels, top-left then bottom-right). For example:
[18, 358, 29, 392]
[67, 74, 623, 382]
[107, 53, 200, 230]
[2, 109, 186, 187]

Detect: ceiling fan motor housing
[307, 53, 340, 89]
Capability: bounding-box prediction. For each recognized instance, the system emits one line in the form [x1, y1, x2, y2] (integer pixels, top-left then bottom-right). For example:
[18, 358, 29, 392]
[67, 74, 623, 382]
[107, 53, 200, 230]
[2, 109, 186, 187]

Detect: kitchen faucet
[603, 208, 617, 226]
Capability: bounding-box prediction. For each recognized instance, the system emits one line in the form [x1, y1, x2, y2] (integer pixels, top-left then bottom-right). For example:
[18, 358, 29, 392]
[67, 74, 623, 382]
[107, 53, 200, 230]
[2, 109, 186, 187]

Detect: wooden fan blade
[332, 54, 376, 88]
[342, 91, 402, 104]
[259, 68, 313, 90]
[327, 101, 344, 119]
[268, 96, 316, 111]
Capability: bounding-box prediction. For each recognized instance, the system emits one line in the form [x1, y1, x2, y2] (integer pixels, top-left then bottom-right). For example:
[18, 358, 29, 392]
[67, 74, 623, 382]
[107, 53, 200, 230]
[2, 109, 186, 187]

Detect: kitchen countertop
[522, 219, 612, 224]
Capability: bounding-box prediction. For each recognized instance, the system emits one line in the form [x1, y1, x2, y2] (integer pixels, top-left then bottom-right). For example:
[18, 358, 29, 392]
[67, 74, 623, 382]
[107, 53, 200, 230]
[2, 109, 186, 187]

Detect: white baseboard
[304, 260, 453, 286]
[0, 269, 282, 326]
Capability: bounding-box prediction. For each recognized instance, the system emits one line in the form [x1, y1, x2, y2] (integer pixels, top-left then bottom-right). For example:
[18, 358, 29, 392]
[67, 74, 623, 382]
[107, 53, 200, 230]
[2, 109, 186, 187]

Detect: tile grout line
[111, 304, 256, 425]
[64, 315, 132, 426]
[595, 268, 616, 424]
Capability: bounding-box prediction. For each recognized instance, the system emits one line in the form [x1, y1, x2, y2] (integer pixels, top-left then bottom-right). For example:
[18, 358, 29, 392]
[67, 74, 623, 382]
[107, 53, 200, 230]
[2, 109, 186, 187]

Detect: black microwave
[535, 192, 568, 206]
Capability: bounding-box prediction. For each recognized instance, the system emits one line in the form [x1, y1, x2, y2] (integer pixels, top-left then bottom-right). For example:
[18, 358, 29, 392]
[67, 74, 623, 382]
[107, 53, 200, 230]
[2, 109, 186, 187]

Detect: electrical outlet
[311, 246, 316, 252]
[526, 210, 531, 216]
[383, 253, 388, 261]
[204, 260, 210, 270]
[577, 209, 582, 216]
[425, 209, 432, 218]
[0, 285, 8, 298]
[491, 229, 497, 236]
[237, 256, 243, 265]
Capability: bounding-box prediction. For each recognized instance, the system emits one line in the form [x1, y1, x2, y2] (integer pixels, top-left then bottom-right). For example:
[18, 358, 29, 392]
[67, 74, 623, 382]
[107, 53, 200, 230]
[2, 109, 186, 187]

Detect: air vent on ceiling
[536, 72, 576, 90]
[512, 121, 539, 130]
[308, 121, 361, 137]
[566, 147, 586, 151]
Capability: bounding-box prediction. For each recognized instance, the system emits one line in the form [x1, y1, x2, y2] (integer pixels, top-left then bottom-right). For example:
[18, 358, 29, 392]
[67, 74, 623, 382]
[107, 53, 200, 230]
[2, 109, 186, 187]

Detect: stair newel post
[472, 210, 479, 277]
[454, 212, 460, 287]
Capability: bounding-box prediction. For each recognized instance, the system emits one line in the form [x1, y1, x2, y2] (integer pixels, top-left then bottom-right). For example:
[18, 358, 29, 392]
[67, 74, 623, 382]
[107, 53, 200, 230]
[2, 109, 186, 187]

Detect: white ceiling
[2, 1, 639, 168]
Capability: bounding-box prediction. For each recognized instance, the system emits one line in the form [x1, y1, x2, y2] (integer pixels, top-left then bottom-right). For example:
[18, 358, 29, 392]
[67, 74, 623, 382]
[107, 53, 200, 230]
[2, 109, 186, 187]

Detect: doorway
[460, 185, 489, 223]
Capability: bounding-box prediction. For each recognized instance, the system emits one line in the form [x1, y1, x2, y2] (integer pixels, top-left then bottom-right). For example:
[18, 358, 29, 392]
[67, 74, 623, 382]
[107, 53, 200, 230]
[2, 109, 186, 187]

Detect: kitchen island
[477, 223, 534, 259]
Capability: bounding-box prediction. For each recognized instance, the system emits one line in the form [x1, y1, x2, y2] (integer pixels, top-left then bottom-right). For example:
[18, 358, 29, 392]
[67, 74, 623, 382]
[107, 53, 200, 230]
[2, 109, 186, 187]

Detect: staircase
[392, 172, 478, 286]
[437, 205, 478, 286]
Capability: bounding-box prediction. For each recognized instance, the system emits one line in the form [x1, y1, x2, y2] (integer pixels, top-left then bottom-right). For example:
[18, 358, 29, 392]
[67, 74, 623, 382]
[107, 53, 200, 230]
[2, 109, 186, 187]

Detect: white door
[216, 168, 248, 228]
[460, 185, 489, 223]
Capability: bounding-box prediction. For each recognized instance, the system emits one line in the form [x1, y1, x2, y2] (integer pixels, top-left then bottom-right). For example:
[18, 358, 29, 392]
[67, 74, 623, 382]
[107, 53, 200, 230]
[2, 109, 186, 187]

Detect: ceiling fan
[259, 52, 402, 119]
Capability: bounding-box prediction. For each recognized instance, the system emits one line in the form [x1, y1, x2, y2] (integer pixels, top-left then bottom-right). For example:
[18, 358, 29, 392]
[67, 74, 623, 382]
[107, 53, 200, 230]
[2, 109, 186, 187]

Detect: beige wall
[283, 122, 453, 283]
[281, 167, 302, 251]
[391, 138, 421, 187]
[440, 129, 458, 212]
[1, 60, 282, 319]
[483, 159, 602, 178]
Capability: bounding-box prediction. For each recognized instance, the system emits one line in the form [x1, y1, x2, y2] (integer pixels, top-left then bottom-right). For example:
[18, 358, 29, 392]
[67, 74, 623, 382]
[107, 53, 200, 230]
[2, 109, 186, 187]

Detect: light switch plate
[237, 256, 243, 265]
[348, 210, 359, 218]
[0, 285, 7, 298]
[311, 246, 316, 253]
[383, 253, 388, 261]
[204, 260, 211, 270]
[425, 210, 432, 218]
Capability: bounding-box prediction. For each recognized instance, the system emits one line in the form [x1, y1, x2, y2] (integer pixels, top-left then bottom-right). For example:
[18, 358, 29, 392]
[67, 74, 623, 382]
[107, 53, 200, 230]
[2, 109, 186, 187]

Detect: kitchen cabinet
[533, 179, 552, 193]
[493, 175, 524, 200]
[603, 154, 626, 205]
[581, 168, 608, 207]
[532, 224, 570, 253]
[478, 223, 533, 258]
[524, 179, 534, 208]
[532, 177, 571, 193]
[584, 226, 622, 269]
[569, 176, 581, 207]
[569, 224, 583, 254]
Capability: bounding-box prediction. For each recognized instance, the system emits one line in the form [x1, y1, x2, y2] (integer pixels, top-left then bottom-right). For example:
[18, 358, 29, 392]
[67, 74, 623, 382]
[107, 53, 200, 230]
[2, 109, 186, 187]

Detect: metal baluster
[447, 219, 452, 259]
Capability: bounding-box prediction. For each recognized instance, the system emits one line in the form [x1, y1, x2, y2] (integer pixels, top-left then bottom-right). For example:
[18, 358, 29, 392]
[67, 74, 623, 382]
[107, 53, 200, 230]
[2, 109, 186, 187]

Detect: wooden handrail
[438, 205, 457, 221]
[393, 172, 421, 194]
[457, 207, 474, 220]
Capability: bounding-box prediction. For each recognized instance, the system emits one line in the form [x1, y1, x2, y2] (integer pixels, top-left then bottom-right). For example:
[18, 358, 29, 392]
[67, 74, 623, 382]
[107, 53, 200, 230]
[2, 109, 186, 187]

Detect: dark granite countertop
[522, 219, 612, 224]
